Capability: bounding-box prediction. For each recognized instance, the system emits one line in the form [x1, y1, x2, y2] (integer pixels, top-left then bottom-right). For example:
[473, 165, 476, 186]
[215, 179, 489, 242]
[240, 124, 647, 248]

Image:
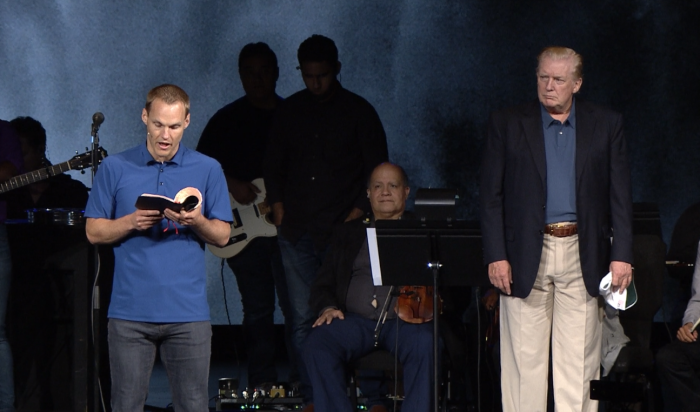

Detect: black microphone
[91, 112, 105, 136]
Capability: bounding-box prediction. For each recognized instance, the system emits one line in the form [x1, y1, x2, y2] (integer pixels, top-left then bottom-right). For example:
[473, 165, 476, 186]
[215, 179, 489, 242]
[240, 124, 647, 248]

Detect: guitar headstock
[68, 147, 108, 171]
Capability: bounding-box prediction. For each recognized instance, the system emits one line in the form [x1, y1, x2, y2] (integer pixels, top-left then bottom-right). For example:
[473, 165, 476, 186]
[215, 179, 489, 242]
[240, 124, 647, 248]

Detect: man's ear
[335, 61, 342, 75]
[141, 108, 148, 125]
[184, 113, 190, 129]
[573, 77, 583, 94]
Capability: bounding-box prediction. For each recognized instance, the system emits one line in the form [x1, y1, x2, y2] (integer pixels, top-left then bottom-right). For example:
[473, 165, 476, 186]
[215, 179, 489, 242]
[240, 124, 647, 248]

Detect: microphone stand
[90, 113, 104, 412]
[373, 286, 396, 346]
[90, 112, 103, 178]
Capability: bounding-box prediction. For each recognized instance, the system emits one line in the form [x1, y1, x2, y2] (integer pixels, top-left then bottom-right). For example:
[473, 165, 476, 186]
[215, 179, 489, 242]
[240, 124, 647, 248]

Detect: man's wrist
[320, 306, 338, 317]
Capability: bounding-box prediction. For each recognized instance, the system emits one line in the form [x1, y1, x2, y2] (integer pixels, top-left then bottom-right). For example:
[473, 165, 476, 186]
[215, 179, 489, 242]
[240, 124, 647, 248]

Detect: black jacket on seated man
[310, 216, 376, 314]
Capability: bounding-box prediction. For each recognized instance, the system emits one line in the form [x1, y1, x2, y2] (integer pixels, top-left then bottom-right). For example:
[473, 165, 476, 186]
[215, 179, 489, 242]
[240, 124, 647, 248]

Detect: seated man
[656, 241, 700, 412]
[302, 162, 434, 412]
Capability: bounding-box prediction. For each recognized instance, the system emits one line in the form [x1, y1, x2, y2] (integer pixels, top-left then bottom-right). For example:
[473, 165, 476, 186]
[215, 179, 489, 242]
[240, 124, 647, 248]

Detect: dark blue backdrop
[2, 1, 699, 323]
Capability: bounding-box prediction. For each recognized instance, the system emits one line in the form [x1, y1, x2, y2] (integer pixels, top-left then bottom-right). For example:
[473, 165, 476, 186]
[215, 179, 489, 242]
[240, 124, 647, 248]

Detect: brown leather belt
[544, 222, 578, 237]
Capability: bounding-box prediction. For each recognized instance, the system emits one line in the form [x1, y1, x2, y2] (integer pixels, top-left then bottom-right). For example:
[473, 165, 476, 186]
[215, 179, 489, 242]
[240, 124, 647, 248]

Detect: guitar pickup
[225, 233, 247, 246]
[232, 209, 242, 228]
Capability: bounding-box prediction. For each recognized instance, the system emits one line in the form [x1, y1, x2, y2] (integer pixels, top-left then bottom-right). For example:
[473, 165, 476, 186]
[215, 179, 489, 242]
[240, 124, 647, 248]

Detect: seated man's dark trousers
[656, 339, 700, 412]
[302, 312, 434, 412]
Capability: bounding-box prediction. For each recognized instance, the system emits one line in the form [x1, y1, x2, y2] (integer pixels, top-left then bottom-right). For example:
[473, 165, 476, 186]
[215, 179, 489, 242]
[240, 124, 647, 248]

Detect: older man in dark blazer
[479, 46, 634, 412]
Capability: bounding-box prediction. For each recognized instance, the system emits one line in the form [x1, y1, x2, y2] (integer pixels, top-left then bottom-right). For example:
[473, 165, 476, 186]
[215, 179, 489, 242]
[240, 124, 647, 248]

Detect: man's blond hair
[145, 84, 190, 116]
[537, 46, 583, 79]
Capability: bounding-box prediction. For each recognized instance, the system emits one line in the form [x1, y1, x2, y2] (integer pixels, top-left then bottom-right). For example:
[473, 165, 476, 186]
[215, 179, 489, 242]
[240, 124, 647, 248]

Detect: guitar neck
[0, 161, 73, 194]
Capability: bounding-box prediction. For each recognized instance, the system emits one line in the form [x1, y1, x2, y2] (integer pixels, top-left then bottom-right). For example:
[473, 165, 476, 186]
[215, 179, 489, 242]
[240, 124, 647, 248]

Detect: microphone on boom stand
[91, 112, 104, 138]
[88, 111, 107, 411]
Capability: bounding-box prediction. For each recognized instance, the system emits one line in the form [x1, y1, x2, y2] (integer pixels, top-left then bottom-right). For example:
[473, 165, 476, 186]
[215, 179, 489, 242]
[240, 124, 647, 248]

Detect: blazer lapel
[521, 102, 547, 188]
[575, 101, 594, 186]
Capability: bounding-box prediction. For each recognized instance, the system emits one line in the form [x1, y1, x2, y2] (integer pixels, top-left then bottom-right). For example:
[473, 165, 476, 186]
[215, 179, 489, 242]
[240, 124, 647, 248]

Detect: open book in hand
[135, 187, 202, 213]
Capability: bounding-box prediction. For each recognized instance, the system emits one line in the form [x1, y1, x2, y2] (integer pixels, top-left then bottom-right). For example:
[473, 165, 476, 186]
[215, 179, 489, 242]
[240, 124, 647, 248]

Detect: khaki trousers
[500, 234, 602, 412]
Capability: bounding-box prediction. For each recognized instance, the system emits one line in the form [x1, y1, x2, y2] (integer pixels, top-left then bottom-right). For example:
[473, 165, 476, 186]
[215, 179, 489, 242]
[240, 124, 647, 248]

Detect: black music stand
[369, 191, 487, 411]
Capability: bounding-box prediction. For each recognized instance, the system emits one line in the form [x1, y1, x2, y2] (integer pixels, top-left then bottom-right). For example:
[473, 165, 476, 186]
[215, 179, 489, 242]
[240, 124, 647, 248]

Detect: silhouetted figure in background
[0, 118, 23, 412]
[6, 116, 88, 218]
[264, 34, 388, 410]
[196, 42, 296, 390]
[5, 116, 89, 410]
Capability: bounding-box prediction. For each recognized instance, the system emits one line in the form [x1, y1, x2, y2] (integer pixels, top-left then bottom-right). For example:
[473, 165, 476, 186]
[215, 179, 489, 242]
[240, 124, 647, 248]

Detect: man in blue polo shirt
[85, 84, 232, 412]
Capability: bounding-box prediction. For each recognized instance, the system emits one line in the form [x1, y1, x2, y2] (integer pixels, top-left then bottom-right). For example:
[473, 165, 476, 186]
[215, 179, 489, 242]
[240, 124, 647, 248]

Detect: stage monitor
[414, 188, 458, 222]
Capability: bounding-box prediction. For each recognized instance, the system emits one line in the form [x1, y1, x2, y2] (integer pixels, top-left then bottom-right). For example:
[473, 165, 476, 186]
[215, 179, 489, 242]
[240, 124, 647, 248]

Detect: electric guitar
[0, 148, 107, 194]
[207, 178, 277, 258]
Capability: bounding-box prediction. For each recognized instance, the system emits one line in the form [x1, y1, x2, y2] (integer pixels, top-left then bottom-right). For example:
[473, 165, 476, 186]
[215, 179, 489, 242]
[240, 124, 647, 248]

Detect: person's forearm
[86, 216, 136, 245]
[225, 175, 246, 188]
[191, 217, 230, 247]
[683, 288, 700, 325]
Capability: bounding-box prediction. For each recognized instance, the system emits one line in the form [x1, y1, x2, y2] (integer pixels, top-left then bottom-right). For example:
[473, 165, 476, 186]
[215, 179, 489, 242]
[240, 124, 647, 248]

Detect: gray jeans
[108, 319, 211, 412]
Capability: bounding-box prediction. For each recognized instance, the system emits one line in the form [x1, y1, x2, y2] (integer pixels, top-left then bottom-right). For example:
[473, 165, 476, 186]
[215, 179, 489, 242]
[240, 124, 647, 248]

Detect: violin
[373, 285, 443, 346]
[394, 286, 442, 324]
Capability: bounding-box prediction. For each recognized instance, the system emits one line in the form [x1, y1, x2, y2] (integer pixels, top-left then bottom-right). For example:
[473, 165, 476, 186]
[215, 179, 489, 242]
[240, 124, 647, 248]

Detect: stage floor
[144, 358, 296, 411]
